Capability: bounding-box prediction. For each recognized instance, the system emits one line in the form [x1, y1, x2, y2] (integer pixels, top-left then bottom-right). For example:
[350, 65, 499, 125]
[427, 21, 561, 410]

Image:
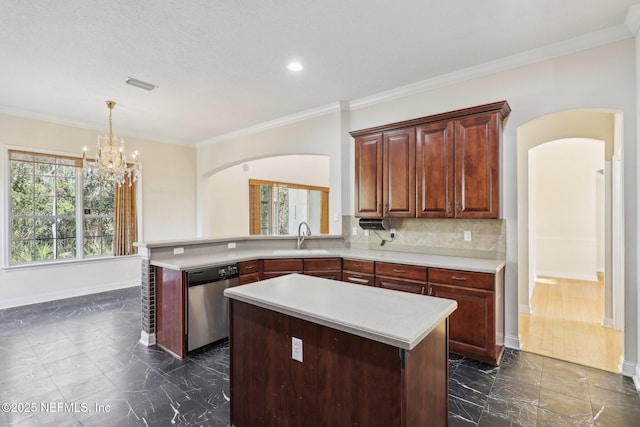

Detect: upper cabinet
[354, 133, 383, 217]
[351, 101, 510, 219]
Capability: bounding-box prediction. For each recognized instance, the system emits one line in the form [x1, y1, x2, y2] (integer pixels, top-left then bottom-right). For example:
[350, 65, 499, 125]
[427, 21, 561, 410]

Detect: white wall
[532, 138, 604, 281]
[202, 155, 330, 236]
[0, 113, 197, 308]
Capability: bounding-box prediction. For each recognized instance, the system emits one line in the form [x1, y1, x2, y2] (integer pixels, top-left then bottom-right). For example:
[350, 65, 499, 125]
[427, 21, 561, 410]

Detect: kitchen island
[224, 273, 457, 426]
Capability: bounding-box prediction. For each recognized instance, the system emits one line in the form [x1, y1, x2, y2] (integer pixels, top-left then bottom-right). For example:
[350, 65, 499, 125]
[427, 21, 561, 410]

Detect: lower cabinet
[342, 259, 375, 286]
[428, 268, 504, 365]
[261, 258, 304, 279]
[303, 258, 342, 280]
[239, 260, 260, 284]
[375, 261, 427, 295]
[155, 267, 187, 359]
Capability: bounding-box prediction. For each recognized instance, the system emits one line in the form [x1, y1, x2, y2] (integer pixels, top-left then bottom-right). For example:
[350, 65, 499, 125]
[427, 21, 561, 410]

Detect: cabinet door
[354, 134, 383, 218]
[428, 283, 495, 361]
[454, 113, 500, 218]
[416, 121, 454, 218]
[383, 128, 416, 217]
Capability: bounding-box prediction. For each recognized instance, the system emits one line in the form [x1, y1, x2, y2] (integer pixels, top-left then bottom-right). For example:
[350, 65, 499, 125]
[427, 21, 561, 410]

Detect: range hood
[359, 218, 390, 231]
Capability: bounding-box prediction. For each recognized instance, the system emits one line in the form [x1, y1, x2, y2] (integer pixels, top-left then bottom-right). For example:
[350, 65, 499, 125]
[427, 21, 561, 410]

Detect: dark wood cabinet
[155, 267, 187, 359]
[416, 120, 454, 218]
[352, 101, 510, 219]
[428, 267, 504, 365]
[239, 260, 260, 284]
[261, 258, 303, 279]
[303, 258, 342, 280]
[342, 259, 375, 286]
[354, 133, 383, 218]
[375, 261, 427, 295]
[454, 113, 501, 218]
[383, 127, 416, 217]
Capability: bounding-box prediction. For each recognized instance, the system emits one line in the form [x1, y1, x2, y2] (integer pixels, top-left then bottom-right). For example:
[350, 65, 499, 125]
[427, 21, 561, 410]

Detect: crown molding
[0, 104, 192, 147]
[195, 102, 343, 147]
[626, 4, 640, 36]
[349, 24, 633, 111]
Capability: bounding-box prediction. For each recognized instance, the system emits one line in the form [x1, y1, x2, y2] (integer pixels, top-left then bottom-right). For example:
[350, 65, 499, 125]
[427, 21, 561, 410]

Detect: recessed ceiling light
[287, 62, 303, 72]
[126, 77, 158, 91]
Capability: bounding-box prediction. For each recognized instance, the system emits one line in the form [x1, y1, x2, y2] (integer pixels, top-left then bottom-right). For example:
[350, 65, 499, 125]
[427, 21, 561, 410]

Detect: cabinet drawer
[239, 272, 260, 285]
[376, 276, 425, 295]
[239, 260, 259, 275]
[304, 258, 342, 271]
[342, 259, 374, 274]
[305, 271, 342, 281]
[342, 272, 375, 286]
[262, 258, 304, 272]
[375, 262, 427, 281]
[428, 268, 494, 290]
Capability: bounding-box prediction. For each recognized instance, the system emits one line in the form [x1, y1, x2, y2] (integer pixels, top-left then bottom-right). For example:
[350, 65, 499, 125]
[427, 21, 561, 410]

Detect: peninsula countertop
[150, 247, 505, 274]
[224, 273, 458, 350]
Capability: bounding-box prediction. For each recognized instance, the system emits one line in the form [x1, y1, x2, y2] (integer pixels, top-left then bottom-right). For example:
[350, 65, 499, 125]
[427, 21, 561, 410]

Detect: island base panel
[229, 300, 448, 427]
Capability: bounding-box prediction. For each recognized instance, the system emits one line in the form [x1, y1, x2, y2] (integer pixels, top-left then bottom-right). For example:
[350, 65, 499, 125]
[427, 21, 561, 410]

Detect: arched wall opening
[201, 154, 330, 237]
[517, 109, 624, 337]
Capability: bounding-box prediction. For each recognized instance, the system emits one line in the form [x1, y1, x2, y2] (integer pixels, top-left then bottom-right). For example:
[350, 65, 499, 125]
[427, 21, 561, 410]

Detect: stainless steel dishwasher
[185, 263, 239, 352]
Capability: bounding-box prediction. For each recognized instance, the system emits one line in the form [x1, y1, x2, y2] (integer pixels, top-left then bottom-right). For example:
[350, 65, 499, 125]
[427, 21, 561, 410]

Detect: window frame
[2, 145, 142, 268]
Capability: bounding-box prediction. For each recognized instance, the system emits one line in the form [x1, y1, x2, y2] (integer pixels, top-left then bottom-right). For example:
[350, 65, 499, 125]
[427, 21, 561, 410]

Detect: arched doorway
[516, 109, 624, 372]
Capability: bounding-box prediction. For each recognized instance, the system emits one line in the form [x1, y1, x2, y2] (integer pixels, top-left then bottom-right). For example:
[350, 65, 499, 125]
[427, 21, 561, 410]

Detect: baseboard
[536, 270, 598, 282]
[0, 280, 140, 310]
[140, 331, 156, 347]
[519, 303, 532, 315]
[601, 316, 614, 329]
[635, 364, 640, 391]
[504, 334, 522, 350]
[619, 356, 637, 379]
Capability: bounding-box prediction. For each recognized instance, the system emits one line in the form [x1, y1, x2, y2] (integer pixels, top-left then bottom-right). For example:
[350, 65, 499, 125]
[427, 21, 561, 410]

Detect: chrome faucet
[297, 221, 311, 249]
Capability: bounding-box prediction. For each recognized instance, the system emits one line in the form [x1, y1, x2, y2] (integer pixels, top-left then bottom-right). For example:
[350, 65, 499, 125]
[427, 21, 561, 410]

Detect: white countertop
[224, 274, 457, 350]
[151, 247, 505, 274]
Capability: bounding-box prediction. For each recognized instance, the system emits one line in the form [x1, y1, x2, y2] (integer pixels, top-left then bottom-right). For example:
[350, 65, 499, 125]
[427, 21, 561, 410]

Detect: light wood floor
[519, 275, 623, 373]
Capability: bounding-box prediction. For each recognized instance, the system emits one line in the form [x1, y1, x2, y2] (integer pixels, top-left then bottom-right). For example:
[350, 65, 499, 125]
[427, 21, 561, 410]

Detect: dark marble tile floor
[0, 287, 638, 426]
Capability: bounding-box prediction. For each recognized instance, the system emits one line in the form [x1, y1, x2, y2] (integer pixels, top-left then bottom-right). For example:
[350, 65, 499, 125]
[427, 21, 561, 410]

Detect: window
[249, 179, 329, 235]
[8, 149, 134, 265]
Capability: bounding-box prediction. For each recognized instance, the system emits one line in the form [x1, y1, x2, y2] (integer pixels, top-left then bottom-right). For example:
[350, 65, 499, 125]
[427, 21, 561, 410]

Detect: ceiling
[0, 1, 637, 146]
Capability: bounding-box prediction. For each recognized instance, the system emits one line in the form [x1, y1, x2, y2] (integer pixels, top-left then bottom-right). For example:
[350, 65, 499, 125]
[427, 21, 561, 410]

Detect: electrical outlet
[173, 247, 184, 255]
[352, 227, 358, 236]
[292, 337, 303, 362]
[334, 212, 340, 222]
[364, 229, 369, 237]
[464, 231, 472, 241]
[228, 242, 236, 249]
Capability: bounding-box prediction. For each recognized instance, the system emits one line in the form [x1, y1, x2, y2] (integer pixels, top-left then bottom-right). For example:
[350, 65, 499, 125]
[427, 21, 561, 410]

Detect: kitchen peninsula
[138, 235, 505, 364]
[224, 273, 457, 426]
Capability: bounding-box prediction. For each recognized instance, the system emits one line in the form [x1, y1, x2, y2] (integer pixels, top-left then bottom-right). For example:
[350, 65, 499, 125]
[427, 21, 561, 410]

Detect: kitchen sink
[271, 249, 330, 256]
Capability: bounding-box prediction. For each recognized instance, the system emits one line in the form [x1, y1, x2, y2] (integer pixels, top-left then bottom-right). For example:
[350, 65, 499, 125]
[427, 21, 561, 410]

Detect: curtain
[114, 178, 138, 255]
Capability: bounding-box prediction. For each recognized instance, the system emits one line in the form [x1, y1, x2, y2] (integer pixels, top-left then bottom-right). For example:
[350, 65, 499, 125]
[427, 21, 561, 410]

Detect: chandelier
[83, 100, 139, 186]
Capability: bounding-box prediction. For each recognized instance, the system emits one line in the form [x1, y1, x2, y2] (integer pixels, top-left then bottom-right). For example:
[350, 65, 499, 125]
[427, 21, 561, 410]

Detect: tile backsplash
[344, 216, 505, 260]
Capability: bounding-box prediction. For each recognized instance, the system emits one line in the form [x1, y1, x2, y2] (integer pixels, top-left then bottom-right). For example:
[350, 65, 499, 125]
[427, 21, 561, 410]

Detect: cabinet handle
[451, 276, 468, 281]
[385, 203, 389, 213]
[244, 265, 255, 271]
[421, 286, 425, 295]
[347, 276, 369, 284]
[446, 201, 452, 215]
[352, 264, 362, 268]
[378, 203, 382, 213]
[428, 287, 433, 296]
[393, 269, 406, 273]
[455, 201, 461, 213]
